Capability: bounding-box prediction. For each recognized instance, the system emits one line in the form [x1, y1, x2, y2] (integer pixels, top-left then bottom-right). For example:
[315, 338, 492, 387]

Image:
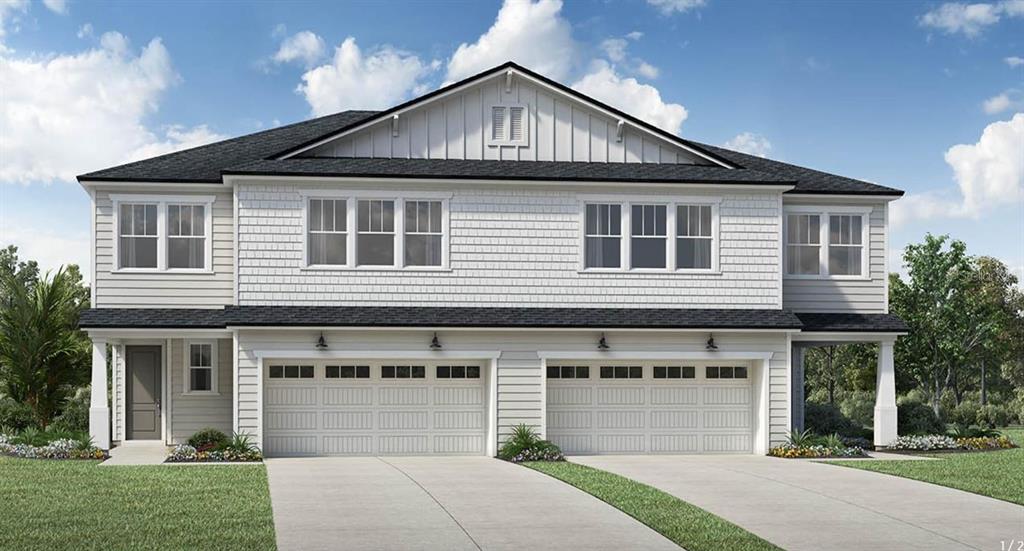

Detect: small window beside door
[185, 341, 217, 393]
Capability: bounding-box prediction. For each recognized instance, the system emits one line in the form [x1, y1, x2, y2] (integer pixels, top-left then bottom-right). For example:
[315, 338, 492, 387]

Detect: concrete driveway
[573, 455, 1024, 551]
[266, 456, 678, 551]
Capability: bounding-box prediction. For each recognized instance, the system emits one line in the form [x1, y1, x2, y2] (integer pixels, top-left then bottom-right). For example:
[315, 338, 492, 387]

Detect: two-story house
[79, 62, 906, 457]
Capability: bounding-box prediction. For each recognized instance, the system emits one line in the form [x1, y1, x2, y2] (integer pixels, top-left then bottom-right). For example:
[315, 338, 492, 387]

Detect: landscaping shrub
[975, 404, 1012, 428]
[0, 397, 34, 432]
[839, 391, 874, 429]
[51, 388, 90, 433]
[886, 434, 959, 451]
[896, 398, 944, 435]
[767, 429, 866, 458]
[956, 436, 1016, 450]
[497, 424, 564, 463]
[166, 433, 262, 462]
[804, 401, 860, 436]
[949, 400, 980, 427]
[187, 428, 229, 452]
[0, 430, 105, 460]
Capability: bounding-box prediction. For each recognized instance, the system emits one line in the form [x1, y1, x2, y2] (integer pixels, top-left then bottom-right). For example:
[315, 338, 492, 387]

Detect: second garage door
[546, 361, 753, 454]
[263, 361, 488, 457]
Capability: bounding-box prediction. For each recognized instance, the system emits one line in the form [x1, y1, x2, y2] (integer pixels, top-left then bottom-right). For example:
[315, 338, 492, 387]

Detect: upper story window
[676, 205, 713, 270]
[357, 199, 395, 266]
[584, 204, 621, 268]
[785, 207, 869, 278]
[631, 204, 667, 269]
[404, 201, 443, 267]
[489, 105, 528, 146]
[308, 199, 347, 266]
[112, 195, 214, 273]
[185, 341, 217, 394]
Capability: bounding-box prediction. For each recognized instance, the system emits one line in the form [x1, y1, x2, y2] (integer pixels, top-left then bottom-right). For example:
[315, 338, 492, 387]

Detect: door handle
[155, 400, 161, 411]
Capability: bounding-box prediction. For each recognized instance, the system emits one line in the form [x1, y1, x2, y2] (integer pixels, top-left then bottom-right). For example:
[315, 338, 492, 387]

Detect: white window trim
[183, 339, 218, 395]
[783, 205, 871, 280]
[300, 190, 451, 271]
[578, 196, 721, 274]
[486, 103, 530, 148]
[110, 194, 215, 274]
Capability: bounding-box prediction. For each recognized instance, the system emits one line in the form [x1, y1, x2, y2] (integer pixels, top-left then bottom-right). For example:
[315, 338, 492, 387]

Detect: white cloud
[646, 0, 706, 15]
[723, 132, 772, 157]
[892, 113, 1024, 226]
[919, 1, 1023, 37]
[445, 0, 575, 83]
[635, 61, 659, 79]
[0, 215, 90, 283]
[0, 31, 225, 184]
[600, 38, 628, 62]
[599, 32, 659, 78]
[272, 30, 326, 68]
[983, 89, 1023, 114]
[42, 0, 67, 15]
[126, 125, 227, 161]
[625, 31, 644, 41]
[0, 0, 28, 41]
[297, 37, 436, 116]
[572, 60, 688, 134]
[76, 23, 93, 39]
[1005, 56, 1024, 67]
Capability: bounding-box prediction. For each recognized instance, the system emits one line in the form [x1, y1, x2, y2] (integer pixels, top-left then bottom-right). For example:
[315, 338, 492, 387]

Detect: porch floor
[100, 442, 169, 466]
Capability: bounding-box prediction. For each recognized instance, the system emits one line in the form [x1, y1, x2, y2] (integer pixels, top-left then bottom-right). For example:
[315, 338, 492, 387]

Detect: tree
[0, 266, 90, 428]
[804, 343, 877, 404]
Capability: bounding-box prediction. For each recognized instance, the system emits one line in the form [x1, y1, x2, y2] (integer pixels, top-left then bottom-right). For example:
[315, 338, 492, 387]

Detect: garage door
[546, 361, 752, 454]
[263, 361, 487, 456]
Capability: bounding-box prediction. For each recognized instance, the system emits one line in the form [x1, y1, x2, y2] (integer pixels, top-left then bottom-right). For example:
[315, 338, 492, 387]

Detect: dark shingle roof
[223, 158, 794, 185]
[79, 306, 804, 330]
[795, 312, 908, 333]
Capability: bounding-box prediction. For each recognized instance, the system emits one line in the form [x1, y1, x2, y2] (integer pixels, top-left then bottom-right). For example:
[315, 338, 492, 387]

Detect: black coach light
[430, 332, 443, 350]
[706, 333, 718, 351]
[315, 332, 328, 350]
[597, 333, 610, 350]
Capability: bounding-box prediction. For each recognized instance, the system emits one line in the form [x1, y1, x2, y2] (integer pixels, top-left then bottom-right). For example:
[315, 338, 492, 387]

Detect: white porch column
[88, 338, 110, 450]
[874, 340, 898, 447]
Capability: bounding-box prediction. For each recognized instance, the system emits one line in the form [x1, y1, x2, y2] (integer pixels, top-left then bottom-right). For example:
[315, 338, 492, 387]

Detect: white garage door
[263, 361, 487, 456]
[546, 362, 753, 454]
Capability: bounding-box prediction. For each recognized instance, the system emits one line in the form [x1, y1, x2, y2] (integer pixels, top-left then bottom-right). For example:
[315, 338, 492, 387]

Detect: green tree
[0, 266, 90, 428]
[804, 343, 877, 404]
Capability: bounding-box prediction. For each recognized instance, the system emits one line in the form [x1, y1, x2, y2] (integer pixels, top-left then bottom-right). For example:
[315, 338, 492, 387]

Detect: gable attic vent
[509, 107, 524, 141]
[492, 107, 506, 141]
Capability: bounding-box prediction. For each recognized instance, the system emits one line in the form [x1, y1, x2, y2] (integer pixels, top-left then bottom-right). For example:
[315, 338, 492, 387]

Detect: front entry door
[127, 346, 162, 440]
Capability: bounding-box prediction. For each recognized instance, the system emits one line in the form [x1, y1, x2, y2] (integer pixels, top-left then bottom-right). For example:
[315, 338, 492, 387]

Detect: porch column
[791, 344, 805, 432]
[873, 340, 897, 447]
[88, 338, 110, 450]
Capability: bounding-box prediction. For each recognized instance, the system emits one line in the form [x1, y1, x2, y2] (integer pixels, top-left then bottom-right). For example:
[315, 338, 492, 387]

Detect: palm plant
[820, 433, 845, 449]
[0, 268, 90, 428]
[787, 428, 817, 447]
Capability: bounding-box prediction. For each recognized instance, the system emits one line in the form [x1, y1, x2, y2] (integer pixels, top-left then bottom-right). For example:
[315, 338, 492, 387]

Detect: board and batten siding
[92, 189, 235, 308]
[233, 329, 791, 451]
[236, 182, 782, 308]
[782, 200, 888, 314]
[304, 74, 706, 165]
[169, 338, 233, 443]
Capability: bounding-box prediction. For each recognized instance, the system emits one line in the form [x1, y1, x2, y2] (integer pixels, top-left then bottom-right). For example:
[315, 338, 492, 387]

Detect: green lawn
[526, 461, 780, 551]
[828, 428, 1024, 506]
[0, 457, 276, 550]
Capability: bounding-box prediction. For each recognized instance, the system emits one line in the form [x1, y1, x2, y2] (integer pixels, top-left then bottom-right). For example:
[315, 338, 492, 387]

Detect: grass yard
[525, 461, 780, 551]
[0, 457, 276, 550]
[828, 428, 1024, 506]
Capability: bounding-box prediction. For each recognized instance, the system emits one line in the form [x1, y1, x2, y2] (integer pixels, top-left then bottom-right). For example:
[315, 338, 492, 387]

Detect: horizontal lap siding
[169, 338, 233, 443]
[93, 189, 235, 308]
[237, 184, 781, 308]
[782, 201, 887, 313]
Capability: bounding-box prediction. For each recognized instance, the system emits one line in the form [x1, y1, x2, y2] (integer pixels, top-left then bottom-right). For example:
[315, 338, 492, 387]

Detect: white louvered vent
[491, 106, 506, 141]
[509, 106, 524, 142]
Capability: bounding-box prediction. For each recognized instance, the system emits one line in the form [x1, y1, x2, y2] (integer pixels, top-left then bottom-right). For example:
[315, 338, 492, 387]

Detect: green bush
[187, 428, 229, 452]
[51, 387, 90, 433]
[949, 400, 980, 426]
[0, 397, 35, 432]
[497, 424, 564, 462]
[975, 404, 1013, 428]
[839, 391, 874, 429]
[896, 397, 944, 435]
[804, 401, 860, 436]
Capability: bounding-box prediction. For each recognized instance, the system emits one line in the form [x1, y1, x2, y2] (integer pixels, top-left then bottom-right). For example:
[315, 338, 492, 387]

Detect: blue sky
[1, 0, 1021, 283]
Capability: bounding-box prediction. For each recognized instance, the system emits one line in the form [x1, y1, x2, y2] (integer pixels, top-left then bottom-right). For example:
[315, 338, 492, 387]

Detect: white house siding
[782, 200, 888, 313]
[304, 74, 706, 165]
[112, 344, 124, 443]
[168, 338, 233, 443]
[234, 329, 791, 452]
[92, 188, 235, 308]
[236, 182, 782, 308]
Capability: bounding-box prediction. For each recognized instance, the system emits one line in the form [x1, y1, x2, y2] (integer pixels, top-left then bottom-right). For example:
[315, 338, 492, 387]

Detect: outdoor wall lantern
[597, 333, 610, 350]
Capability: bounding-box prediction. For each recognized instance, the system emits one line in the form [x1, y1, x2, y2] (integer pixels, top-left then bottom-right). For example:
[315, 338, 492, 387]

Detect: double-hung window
[119, 203, 158, 269]
[308, 199, 347, 266]
[630, 204, 667, 269]
[584, 204, 621, 268]
[785, 208, 869, 278]
[404, 200, 443, 266]
[676, 205, 713, 270]
[167, 205, 206, 269]
[185, 341, 217, 393]
[357, 199, 395, 266]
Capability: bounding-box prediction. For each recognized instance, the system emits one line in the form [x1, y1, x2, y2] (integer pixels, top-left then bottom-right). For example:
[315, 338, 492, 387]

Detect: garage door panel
[650, 410, 699, 429]
[651, 434, 699, 453]
[434, 435, 483, 453]
[266, 387, 317, 406]
[704, 386, 750, 405]
[703, 410, 750, 429]
[322, 411, 373, 430]
[323, 435, 373, 455]
[596, 434, 645, 453]
[265, 435, 317, 456]
[704, 434, 750, 452]
[596, 387, 644, 405]
[596, 410, 645, 429]
[548, 410, 591, 430]
[323, 387, 372, 406]
[651, 387, 698, 405]
[379, 435, 429, 454]
[552, 434, 592, 454]
[379, 387, 429, 406]
[434, 410, 484, 430]
[435, 386, 483, 405]
[379, 411, 429, 430]
[265, 411, 317, 431]
[548, 386, 591, 405]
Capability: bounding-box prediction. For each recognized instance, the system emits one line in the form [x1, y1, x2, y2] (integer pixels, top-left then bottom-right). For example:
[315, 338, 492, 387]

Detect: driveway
[266, 456, 678, 551]
[573, 455, 1024, 551]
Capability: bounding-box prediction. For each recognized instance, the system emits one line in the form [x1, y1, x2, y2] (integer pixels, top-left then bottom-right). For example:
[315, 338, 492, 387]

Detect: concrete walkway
[99, 442, 168, 466]
[573, 455, 1024, 551]
[265, 456, 678, 551]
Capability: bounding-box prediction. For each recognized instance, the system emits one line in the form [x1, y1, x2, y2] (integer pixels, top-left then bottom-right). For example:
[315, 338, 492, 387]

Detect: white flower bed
[0, 433, 106, 460]
[886, 434, 959, 451]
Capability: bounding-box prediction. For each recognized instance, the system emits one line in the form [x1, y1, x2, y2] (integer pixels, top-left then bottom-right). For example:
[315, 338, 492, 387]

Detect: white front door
[546, 361, 753, 454]
[263, 361, 488, 456]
